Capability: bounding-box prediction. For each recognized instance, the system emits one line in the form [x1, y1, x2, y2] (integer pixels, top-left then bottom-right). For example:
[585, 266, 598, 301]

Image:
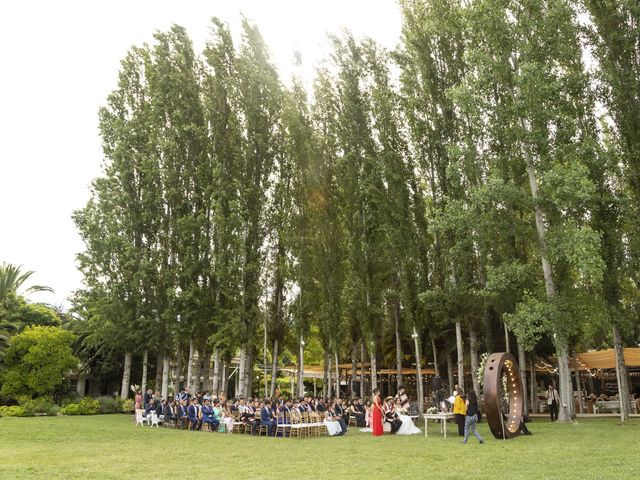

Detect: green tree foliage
[1, 326, 78, 399]
[71, 7, 640, 411]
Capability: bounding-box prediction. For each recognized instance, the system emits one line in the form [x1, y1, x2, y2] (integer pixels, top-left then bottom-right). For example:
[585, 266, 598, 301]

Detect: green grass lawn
[0, 415, 637, 480]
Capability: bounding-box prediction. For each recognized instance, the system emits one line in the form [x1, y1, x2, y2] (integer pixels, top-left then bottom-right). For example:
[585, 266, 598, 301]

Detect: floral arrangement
[476, 352, 489, 388]
[426, 406, 438, 414]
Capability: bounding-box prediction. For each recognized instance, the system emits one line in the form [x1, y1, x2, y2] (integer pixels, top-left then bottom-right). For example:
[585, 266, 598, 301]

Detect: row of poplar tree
[73, 0, 640, 421]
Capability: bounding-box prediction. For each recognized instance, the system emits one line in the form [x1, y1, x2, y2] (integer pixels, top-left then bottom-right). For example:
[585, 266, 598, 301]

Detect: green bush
[60, 397, 100, 416]
[19, 396, 58, 416]
[122, 398, 135, 413]
[97, 396, 122, 414]
[0, 405, 27, 417]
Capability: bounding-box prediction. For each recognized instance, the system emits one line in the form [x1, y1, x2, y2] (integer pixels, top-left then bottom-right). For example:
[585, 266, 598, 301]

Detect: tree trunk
[394, 300, 403, 389]
[327, 351, 333, 399]
[187, 339, 195, 394]
[351, 342, 357, 399]
[469, 327, 480, 399]
[359, 341, 365, 398]
[431, 334, 439, 376]
[455, 321, 464, 391]
[238, 345, 246, 398]
[612, 322, 631, 422]
[263, 321, 268, 398]
[173, 347, 182, 397]
[335, 350, 340, 399]
[161, 355, 170, 400]
[270, 338, 279, 398]
[504, 321, 511, 353]
[201, 351, 210, 393]
[517, 338, 528, 415]
[141, 350, 148, 394]
[510, 68, 573, 420]
[573, 351, 583, 414]
[413, 325, 424, 414]
[212, 348, 221, 395]
[370, 345, 378, 391]
[220, 361, 227, 398]
[298, 335, 305, 398]
[246, 347, 254, 398]
[556, 338, 575, 421]
[155, 353, 163, 391]
[234, 363, 240, 396]
[530, 355, 537, 413]
[120, 351, 132, 400]
[76, 374, 87, 398]
[322, 351, 328, 399]
[447, 353, 453, 393]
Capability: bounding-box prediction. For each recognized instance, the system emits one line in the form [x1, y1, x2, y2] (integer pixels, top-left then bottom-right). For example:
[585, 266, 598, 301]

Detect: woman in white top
[218, 401, 235, 433]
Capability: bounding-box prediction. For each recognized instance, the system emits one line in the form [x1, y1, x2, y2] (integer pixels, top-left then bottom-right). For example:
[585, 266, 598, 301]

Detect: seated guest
[155, 399, 164, 417]
[188, 399, 201, 431]
[219, 400, 235, 434]
[211, 400, 223, 431]
[348, 399, 366, 427]
[279, 399, 293, 415]
[201, 399, 219, 432]
[383, 397, 402, 434]
[334, 398, 346, 422]
[315, 398, 326, 413]
[164, 400, 177, 426]
[256, 399, 275, 436]
[243, 401, 258, 432]
[177, 400, 188, 428]
[144, 399, 156, 417]
[395, 386, 411, 411]
[325, 402, 347, 435]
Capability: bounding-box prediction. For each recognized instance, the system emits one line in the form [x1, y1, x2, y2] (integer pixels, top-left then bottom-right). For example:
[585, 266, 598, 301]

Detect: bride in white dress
[394, 400, 421, 435]
[324, 405, 343, 436]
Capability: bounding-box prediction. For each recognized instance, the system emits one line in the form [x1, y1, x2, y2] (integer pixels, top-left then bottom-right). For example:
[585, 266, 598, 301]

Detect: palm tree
[0, 263, 54, 304]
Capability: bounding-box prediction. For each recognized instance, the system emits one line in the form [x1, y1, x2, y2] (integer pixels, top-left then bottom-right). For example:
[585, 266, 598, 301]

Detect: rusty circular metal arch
[482, 352, 525, 439]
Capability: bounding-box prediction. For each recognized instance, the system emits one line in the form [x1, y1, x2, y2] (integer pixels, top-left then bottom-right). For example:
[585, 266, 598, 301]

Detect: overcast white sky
[0, 0, 402, 308]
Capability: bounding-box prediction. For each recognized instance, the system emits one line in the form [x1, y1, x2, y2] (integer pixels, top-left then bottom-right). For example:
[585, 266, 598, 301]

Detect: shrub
[122, 398, 135, 413]
[61, 397, 100, 416]
[97, 396, 123, 414]
[19, 396, 58, 416]
[0, 405, 27, 417]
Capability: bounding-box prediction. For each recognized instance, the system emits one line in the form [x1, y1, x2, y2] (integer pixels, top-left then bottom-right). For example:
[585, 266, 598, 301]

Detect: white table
[422, 413, 455, 438]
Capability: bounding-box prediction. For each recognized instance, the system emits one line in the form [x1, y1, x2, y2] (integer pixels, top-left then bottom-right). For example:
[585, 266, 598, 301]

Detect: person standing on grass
[371, 388, 384, 436]
[546, 384, 560, 422]
[462, 391, 484, 444]
[453, 388, 467, 436]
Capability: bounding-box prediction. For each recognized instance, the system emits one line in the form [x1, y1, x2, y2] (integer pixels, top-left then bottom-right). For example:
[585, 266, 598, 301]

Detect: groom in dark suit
[257, 400, 275, 436]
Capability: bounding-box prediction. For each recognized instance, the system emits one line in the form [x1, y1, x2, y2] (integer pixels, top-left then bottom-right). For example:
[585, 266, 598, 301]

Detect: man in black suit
[163, 400, 176, 426]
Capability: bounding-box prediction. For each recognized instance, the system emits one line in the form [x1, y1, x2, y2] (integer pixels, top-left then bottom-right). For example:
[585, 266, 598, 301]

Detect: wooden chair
[232, 413, 244, 434]
[289, 411, 304, 439]
[348, 413, 358, 427]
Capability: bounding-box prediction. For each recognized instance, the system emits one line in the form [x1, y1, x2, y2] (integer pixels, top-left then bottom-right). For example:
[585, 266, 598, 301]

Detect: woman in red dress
[372, 388, 384, 436]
